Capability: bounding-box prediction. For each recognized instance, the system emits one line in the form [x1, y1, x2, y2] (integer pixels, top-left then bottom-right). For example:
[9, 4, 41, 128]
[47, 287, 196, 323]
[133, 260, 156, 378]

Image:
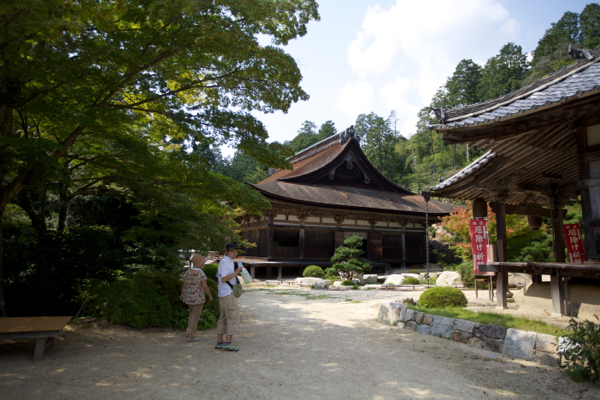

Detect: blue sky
[222, 0, 593, 157]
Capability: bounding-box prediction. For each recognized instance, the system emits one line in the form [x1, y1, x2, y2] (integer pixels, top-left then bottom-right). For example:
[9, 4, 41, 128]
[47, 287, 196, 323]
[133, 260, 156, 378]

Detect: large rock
[454, 319, 477, 334]
[402, 308, 416, 322]
[383, 274, 420, 285]
[508, 273, 532, 288]
[430, 315, 456, 338]
[479, 324, 506, 339]
[417, 324, 431, 335]
[312, 280, 331, 290]
[363, 274, 378, 284]
[502, 329, 536, 361]
[578, 303, 600, 322]
[451, 331, 471, 344]
[436, 271, 463, 286]
[422, 313, 434, 325]
[535, 333, 558, 354]
[295, 277, 322, 285]
[378, 302, 406, 326]
[382, 275, 404, 285]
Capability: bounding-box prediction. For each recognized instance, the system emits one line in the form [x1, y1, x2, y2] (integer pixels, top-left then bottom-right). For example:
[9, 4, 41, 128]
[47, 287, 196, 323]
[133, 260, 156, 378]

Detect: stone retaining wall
[378, 301, 560, 366]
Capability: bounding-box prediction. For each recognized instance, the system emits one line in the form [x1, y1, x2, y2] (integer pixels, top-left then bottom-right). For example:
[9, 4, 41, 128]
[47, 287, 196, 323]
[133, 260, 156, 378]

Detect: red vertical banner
[470, 218, 488, 273]
[564, 223, 585, 263]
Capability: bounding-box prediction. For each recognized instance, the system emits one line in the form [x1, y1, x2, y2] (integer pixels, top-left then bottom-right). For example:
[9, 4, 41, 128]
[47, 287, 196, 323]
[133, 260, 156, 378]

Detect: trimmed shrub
[417, 287, 468, 308]
[402, 277, 420, 285]
[303, 265, 324, 278]
[341, 279, 355, 286]
[203, 263, 219, 284]
[409, 269, 420, 274]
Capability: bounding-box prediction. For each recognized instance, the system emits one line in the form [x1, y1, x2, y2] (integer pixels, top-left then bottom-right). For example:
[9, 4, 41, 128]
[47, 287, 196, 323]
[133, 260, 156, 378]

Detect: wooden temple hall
[236, 127, 456, 278]
[428, 46, 600, 316]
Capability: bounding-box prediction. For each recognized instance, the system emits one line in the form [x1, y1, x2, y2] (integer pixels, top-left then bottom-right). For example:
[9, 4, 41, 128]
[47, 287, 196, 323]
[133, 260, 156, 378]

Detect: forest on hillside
[211, 3, 600, 194]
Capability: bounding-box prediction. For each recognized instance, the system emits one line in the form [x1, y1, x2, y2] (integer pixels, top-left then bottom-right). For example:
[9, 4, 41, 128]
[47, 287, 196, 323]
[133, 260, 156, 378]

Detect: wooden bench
[0, 316, 71, 361]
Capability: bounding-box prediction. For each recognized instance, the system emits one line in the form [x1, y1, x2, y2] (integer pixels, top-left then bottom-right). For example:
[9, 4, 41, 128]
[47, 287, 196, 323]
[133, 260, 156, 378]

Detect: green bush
[136, 270, 185, 312]
[417, 287, 468, 308]
[203, 263, 219, 284]
[402, 277, 420, 285]
[87, 274, 173, 329]
[324, 273, 341, 282]
[456, 262, 474, 288]
[562, 316, 600, 385]
[341, 279, 355, 286]
[409, 269, 420, 274]
[303, 265, 324, 278]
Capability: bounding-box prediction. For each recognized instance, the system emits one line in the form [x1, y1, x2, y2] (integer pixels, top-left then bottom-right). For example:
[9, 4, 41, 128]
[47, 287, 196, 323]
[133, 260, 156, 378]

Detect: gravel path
[1, 287, 598, 399]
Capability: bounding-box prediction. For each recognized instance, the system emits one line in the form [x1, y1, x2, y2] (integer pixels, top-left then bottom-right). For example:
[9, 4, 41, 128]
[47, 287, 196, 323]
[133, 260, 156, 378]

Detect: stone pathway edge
[378, 301, 562, 367]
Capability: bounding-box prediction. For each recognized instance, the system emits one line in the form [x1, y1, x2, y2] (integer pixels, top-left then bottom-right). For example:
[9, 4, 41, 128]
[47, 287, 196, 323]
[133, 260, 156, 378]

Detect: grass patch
[408, 306, 568, 337]
[345, 298, 361, 303]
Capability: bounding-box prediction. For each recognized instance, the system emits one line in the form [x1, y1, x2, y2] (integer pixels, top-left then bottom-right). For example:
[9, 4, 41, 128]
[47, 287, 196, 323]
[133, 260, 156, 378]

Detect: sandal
[222, 344, 239, 352]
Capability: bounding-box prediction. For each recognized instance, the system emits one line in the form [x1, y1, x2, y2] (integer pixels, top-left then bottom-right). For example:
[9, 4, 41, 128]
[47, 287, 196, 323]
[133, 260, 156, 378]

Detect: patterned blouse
[181, 268, 207, 305]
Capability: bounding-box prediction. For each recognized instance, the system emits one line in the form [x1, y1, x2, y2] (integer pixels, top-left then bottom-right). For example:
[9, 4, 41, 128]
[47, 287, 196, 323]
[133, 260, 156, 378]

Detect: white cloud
[343, 0, 521, 137]
[334, 81, 375, 120]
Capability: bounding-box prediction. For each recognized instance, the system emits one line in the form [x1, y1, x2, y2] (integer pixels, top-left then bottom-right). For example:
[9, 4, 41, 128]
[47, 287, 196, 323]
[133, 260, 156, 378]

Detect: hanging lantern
[473, 198, 487, 219]
[528, 215, 542, 230]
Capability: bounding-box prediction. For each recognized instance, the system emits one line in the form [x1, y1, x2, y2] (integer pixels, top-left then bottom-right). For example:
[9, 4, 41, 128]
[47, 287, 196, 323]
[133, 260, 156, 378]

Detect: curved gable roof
[250, 129, 457, 215]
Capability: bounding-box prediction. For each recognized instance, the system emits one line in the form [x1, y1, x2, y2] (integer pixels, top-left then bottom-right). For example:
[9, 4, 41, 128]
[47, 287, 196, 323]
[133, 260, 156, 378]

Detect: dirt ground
[1, 287, 599, 400]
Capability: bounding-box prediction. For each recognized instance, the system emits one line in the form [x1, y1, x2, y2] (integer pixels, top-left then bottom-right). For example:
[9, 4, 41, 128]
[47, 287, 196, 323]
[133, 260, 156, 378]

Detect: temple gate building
[236, 127, 456, 276]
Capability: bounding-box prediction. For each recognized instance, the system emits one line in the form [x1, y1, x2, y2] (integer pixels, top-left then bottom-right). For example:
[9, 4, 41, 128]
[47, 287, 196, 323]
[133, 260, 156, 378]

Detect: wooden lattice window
[405, 233, 424, 260]
[305, 230, 334, 259]
[382, 234, 403, 260]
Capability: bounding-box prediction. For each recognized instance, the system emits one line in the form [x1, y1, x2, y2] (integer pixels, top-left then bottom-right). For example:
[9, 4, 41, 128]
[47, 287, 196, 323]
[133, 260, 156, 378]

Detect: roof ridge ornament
[568, 44, 594, 60]
[430, 107, 447, 124]
[339, 125, 357, 144]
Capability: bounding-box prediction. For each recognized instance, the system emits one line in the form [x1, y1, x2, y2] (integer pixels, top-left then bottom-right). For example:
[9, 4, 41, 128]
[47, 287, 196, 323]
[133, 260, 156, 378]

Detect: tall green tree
[0, 0, 320, 316]
[529, 4, 600, 82]
[580, 3, 600, 49]
[445, 59, 483, 108]
[286, 120, 318, 153]
[355, 111, 405, 181]
[478, 43, 530, 100]
[317, 120, 337, 141]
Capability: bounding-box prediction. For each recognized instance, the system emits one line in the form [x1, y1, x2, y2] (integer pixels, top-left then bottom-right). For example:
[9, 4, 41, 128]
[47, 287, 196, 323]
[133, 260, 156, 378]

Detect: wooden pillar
[278, 265, 283, 281]
[401, 232, 406, 268]
[251, 265, 255, 280]
[496, 203, 508, 309]
[267, 216, 274, 260]
[553, 206, 566, 263]
[550, 270, 565, 315]
[299, 228, 305, 259]
[575, 124, 596, 259]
